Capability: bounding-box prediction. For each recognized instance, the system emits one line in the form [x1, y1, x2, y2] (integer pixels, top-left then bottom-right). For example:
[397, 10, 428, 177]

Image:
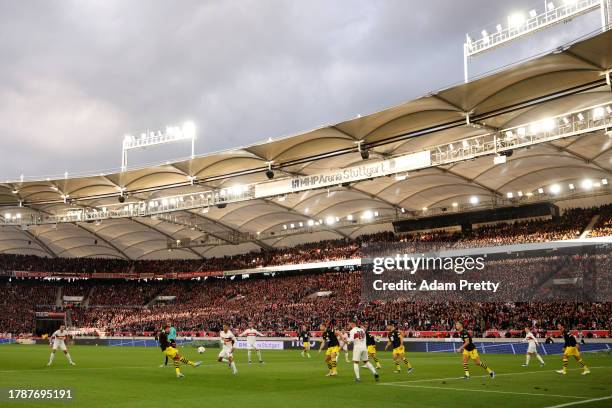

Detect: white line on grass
[542, 395, 612, 408]
[379, 383, 587, 399]
[382, 366, 610, 385]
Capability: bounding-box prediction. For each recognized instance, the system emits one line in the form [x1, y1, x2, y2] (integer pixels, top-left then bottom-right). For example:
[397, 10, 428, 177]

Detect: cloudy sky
[0, 0, 600, 180]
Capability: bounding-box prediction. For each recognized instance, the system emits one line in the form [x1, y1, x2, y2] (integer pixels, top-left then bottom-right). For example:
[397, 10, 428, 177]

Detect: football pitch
[1, 345, 611, 408]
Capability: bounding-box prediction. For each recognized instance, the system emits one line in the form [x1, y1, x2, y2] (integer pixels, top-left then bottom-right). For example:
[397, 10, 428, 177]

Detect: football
[197, 346, 206, 354]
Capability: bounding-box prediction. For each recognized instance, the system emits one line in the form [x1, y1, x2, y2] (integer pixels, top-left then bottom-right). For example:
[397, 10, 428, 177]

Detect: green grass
[0, 345, 611, 408]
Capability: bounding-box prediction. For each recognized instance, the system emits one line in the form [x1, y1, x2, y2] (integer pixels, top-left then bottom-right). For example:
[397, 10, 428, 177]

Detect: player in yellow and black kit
[318, 322, 340, 376]
[384, 323, 412, 373]
[455, 322, 494, 379]
[298, 325, 311, 358]
[364, 322, 381, 369]
[556, 323, 590, 375]
[158, 325, 202, 378]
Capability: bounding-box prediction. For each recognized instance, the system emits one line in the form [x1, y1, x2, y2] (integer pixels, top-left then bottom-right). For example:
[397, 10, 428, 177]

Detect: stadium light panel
[603, 178, 609, 185]
[507, 192, 513, 198]
[361, 210, 373, 220]
[325, 216, 336, 225]
[517, 191, 523, 197]
[451, 202, 458, 207]
[529, 9, 537, 18]
[569, 183, 575, 190]
[307, 219, 314, 226]
[581, 179, 593, 189]
[549, 184, 561, 194]
[508, 13, 525, 29]
[538, 188, 544, 194]
[593, 107, 605, 119]
[347, 214, 353, 221]
[469, 196, 479, 204]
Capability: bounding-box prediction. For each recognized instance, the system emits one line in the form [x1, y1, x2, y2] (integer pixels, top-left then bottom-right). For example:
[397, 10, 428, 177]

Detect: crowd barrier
[11, 337, 611, 355]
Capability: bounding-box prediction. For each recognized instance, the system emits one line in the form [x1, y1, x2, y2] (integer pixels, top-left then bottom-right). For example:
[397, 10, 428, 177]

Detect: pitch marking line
[379, 383, 587, 399]
[542, 395, 612, 408]
[381, 366, 610, 385]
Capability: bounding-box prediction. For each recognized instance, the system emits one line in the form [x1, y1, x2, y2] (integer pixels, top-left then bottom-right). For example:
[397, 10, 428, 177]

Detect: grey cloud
[0, 0, 599, 179]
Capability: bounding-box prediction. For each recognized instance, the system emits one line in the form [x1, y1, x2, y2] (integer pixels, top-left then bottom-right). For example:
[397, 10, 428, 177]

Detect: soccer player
[318, 322, 340, 376]
[298, 325, 311, 358]
[455, 322, 494, 379]
[384, 323, 412, 373]
[218, 324, 238, 375]
[364, 322, 381, 369]
[522, 327, 545, 367]
[347, 320, 379, 383]
[47, 325, 75, 366]
[556, 323, 590, 375]
[159, 322, 177, 368]
[239, 322, 265, 364]
[158, 325, 201, 378]
[337, 331, 350, 363]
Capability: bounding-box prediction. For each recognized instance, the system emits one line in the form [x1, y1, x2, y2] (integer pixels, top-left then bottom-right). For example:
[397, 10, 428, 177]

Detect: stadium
[1, 1, 612, 407]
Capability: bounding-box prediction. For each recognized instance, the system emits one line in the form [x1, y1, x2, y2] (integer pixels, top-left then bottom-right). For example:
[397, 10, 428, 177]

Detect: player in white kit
[217, 324, 238, 375]
[47, 325, 75, 366]
[239, 323, 265, 364]
[337, 331, 350, 363]
[347, 320, 379, 382]
[522, 327, 545, 367]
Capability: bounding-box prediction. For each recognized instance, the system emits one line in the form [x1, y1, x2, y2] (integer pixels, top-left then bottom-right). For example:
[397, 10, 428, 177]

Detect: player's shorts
[303, 342, 310, 348]
[246, 342, 259, 350]
[527, 343, 537, 353]
[367, 345, 376, 354]
[325, 346, 340, 356]
[392, 345, 405, 355]
[463, 348, 479, 359]
[218, 347, 233, 359]
[52, 339, 67, 351]
[341, 343, 348, 351]
[352, 346, 368, 362]
[563, 346, 581, 357]
[163, 346, 178, 359]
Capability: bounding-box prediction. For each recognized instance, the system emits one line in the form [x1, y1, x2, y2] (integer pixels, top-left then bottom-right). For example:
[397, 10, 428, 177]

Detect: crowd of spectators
[0, 204, 609, 337]
[0, 206, 607, 277]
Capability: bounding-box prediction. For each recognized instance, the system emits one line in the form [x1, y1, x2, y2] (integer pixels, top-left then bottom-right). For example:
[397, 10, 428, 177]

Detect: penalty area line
[381, 366, 610, 385]
[378, 383, 587, 400]
[542, 395, 612, 408]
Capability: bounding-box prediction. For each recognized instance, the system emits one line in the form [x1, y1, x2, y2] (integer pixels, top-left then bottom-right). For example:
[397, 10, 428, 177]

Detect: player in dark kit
[455, 322, 494, 379]
[319, 322, 340, 376]
[158, 325, 201, 378]
[556, 323, 590, 375]
[298, 325, 311, 358]
[384, 323, 412, 373]
[364, 322, 381, 369]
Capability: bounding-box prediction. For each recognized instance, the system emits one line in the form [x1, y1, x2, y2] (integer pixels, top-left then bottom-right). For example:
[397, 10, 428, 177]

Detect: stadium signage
[254, 150, 431, 198]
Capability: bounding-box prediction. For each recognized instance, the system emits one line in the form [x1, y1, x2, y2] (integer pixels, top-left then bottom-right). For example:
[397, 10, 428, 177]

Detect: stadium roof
[1, 30, 611, 260]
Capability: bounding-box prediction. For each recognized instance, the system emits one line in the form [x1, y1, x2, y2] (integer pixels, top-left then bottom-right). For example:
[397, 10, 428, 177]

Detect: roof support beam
[129, 218, 204, 259]
[75, 222, 131, 260]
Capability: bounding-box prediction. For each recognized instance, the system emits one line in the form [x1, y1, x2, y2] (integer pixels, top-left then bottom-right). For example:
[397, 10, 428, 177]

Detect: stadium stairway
[83, 286, 95, 308]
[581, 214, 601, 239]
[55, 286, 62, 307]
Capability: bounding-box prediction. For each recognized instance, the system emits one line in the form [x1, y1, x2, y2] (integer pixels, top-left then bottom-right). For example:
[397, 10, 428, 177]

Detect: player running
[455, 322, 494, 379]
[384, 323, 412, 373]
[239, 323, 265, 364]
[298, 325, 311, 358]
[218, 324, 238, 375]
[318, 322, 340, 376]
[158, 325, 201, 378]
[522, 327, 545, 367]
[363, 321, 381, 369]
[556, 323, 590, 375]
[47, 325, 75, 366]
[347, 320, 379, 383]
